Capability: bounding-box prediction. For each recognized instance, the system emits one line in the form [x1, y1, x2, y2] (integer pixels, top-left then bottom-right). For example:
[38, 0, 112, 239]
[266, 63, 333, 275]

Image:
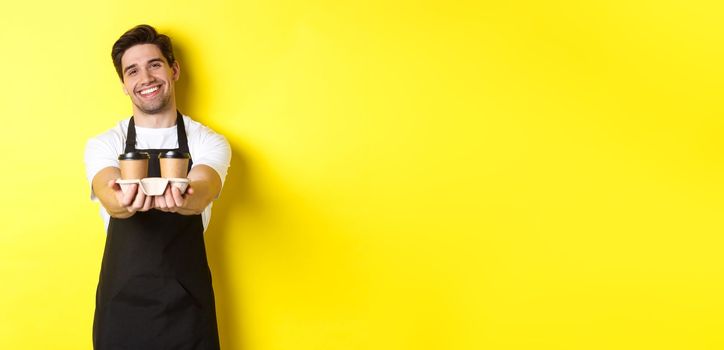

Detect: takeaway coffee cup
[159, 151, 191, 178]
[118, 152, 150, 179]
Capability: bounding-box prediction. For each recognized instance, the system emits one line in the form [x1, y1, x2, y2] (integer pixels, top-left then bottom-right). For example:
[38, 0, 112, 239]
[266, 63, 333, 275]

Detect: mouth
[137, 85, 161, 99]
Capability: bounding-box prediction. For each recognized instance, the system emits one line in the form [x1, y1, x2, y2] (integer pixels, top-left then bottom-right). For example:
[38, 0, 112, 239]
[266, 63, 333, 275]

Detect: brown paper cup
[119, 159, 149, 179]
[160, 158, 190, 178]
[118, 152, 150, 180]
[159, 150, 191, 178]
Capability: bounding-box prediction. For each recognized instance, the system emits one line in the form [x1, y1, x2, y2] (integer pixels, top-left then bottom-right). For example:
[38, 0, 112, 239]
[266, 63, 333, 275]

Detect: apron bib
[93, 112, 220, 350]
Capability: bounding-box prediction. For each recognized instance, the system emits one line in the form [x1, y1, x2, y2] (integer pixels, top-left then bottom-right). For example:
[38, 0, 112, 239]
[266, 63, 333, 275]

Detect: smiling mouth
[138, 86, 161, 98]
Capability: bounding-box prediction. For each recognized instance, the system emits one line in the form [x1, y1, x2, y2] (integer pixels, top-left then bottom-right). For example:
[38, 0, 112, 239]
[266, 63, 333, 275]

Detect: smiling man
[84, 25, 230, 349]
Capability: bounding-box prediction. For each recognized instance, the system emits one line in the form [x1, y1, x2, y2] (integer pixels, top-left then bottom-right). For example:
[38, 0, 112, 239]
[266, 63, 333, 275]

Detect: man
[84, 24, 230, 349]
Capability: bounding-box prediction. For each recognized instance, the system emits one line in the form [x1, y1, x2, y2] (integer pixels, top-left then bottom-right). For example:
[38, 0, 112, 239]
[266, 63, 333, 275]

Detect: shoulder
[183, 115, 229, 144]
[85, 118, 130, 153]
[84, 117, 131, 186]
[182, 115, 231, 187]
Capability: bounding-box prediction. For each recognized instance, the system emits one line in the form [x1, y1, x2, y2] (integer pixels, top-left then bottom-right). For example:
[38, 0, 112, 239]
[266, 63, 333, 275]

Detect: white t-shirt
[84, 115, 231, 232]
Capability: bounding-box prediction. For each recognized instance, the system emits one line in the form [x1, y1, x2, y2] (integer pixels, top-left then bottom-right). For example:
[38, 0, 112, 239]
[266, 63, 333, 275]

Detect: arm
[154, 164, 222, 215]
[92, 166, 154, 218]
[155, 124, 230, 215]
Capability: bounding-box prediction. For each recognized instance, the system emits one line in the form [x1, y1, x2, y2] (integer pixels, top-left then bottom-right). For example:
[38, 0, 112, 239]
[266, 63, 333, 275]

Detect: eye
[151, 62, 162, 68]
[127, 69, 137, 76]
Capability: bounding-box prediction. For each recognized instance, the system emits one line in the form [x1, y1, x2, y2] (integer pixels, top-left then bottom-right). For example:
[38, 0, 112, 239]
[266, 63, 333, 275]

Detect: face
[120, 43, 179, 115]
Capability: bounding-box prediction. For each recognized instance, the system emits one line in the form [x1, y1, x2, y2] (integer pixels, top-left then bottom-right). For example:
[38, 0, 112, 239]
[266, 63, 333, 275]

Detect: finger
[165, 187, 177, 210]
[155, 194, 167, 209]
[130, 191, 145, 211]
[109, 179, 124, 203]
[120, 184, 137, 207]
[171, 186, 185, 207]
[155, 197, 170, 212]
[186, 186, 194, 195]
[109, 178, 127, 204]
[107, 179, 120, 190]
[141, 194, 153, 211]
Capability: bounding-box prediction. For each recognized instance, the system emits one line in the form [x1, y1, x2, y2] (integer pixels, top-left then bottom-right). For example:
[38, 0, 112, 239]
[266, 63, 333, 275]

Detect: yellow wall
[2, 1, 724, 349]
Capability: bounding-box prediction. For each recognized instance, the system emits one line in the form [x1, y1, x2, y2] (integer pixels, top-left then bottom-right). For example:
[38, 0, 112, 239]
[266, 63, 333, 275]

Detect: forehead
[121, 43, 166, 68]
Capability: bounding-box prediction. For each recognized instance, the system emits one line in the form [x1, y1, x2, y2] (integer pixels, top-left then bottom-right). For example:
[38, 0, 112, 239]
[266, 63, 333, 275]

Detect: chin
[135, 99, 171, 115]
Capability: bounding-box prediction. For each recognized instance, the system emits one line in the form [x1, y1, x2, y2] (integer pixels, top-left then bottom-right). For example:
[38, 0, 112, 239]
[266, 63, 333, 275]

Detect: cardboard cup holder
[117, 151, 191, 196]
[116, 178, 190, 196]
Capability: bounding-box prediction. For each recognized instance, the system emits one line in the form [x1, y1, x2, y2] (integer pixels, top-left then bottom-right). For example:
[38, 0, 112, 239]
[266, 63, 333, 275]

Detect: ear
[172, 61, 180, 81]
[121, 81, 129, 95]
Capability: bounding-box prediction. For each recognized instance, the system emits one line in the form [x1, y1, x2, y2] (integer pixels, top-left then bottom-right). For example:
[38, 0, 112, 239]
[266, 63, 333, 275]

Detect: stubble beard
[134, 92, 173, 115]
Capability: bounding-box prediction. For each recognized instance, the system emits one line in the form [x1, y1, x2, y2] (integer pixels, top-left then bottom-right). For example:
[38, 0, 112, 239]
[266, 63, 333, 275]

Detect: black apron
[93, 112, 220, 350]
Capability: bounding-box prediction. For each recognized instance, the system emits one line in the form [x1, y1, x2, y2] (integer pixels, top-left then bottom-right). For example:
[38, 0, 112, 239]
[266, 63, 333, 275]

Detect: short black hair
[111, 24, 175, 81]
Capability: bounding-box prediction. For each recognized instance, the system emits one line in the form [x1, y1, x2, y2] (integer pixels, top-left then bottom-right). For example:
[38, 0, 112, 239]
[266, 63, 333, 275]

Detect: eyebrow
[123, 58, 166, 75]
[122, 64, 138, 75]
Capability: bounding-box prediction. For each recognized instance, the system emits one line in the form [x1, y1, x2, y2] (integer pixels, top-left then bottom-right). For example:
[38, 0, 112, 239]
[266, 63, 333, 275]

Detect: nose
[139, 68, 155, 84]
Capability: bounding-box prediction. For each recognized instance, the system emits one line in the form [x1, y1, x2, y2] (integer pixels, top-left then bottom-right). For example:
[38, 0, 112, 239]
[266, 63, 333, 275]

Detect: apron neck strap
[125, 111, 189, 152]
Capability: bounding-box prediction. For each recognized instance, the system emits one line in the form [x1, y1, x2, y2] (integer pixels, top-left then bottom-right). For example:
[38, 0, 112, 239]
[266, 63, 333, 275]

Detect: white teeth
[140, 86, 159, 95]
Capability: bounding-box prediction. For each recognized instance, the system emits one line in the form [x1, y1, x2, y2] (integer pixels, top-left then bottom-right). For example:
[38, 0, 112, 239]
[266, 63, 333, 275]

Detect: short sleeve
[189, 126, 232, 191]
[84, 137, 121, 200]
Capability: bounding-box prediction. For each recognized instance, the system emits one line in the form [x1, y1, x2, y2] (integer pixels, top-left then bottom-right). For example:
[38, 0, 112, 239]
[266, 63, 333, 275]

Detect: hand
[154, 185, 199, 215]
[108, 179, 153, 216]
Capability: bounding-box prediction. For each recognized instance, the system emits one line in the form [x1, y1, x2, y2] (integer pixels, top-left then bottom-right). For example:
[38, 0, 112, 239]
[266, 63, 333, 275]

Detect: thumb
[108, 178, 120, 190]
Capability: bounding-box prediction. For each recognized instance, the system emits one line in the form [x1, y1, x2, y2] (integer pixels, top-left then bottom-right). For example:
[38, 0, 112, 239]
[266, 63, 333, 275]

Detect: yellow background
[1, 1, 724, 349]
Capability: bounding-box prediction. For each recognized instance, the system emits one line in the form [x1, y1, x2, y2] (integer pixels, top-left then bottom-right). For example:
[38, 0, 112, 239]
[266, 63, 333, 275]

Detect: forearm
[178, 165, 222, 215]
[92, 167, 134, 218]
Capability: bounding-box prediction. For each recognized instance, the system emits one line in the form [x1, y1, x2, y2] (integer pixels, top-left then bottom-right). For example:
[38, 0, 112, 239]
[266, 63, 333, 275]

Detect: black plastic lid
[118, 151, 151, 160]
[158, 150, 191, 159]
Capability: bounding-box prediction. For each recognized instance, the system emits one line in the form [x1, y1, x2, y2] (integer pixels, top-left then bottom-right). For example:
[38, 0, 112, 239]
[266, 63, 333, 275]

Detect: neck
[132, 104, 178, 128]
